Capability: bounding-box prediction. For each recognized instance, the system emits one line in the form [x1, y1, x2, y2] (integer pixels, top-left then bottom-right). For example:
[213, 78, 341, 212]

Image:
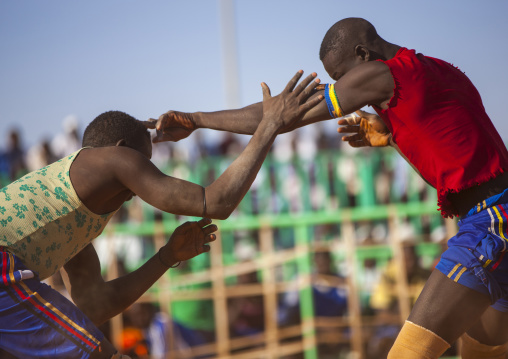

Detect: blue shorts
[0, 248, 110, 358]
[435, 191, 508, 312]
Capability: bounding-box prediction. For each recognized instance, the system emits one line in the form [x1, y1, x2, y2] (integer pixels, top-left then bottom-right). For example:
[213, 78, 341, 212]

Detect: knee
[388, 321, 450, 359]
[460, 333, 508, 359]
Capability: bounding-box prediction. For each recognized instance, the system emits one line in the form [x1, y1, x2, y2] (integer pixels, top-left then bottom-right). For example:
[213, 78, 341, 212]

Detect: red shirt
[374, 48, 508, 218]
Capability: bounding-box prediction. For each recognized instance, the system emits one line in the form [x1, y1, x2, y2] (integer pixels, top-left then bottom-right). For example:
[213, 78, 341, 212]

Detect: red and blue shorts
[0, 247, 113, 358]
[435, 189, 508, 312]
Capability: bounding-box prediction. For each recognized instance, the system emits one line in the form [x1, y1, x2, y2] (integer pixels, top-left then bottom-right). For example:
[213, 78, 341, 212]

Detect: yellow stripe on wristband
[328, 84, 344, 118]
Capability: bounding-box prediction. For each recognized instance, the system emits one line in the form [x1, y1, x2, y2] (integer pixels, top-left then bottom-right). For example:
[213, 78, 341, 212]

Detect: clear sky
[1, 0, 507, 148]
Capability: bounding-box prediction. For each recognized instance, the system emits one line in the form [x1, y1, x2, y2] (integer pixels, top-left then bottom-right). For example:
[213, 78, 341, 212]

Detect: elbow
[71, 288, 115, 326]
[205, 190, 237, 220]
[73, 298, 107, 325]
[206, 199, 236, 220]
[207, 206, 233, 220]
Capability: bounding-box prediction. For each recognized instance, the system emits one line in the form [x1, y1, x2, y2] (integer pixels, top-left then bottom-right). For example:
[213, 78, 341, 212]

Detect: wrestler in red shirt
[147, 18, 508, 359]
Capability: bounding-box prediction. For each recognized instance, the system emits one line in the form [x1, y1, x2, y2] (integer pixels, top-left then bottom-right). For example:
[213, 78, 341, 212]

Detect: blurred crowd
[2, 116, 452, 358]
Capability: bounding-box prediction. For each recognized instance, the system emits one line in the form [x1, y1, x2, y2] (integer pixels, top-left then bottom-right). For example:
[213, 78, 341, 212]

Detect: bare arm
[148, 63, 393, 142]
[108, 72, 323, 219]
[62, 219, 217, 325]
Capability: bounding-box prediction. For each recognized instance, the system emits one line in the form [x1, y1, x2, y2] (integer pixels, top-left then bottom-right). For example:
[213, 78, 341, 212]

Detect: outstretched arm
[144, 75, 330, 143]
[147, 62, 393, 142]
[111, 71, 323, 220]
[62, 219, 217, 325]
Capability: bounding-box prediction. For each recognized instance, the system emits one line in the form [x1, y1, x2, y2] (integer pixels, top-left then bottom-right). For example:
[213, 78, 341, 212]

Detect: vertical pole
[211, 231, 230, 356]
[218, 0, 241, 109]
[295, 224, 317, 359]
[358, 155, 376, 207]
[388, 209, 411, 322]
[444, 217, 458, 239]
[342, 214, 364, 357]
[260, 226, 279, 358]
[105, 233, 123, 350]
[155, 222, 174, 359]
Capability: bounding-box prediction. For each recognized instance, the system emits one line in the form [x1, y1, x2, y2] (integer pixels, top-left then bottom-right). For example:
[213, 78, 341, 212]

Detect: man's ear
[354, 45, 370, 62]
[115, 139, 127, 147]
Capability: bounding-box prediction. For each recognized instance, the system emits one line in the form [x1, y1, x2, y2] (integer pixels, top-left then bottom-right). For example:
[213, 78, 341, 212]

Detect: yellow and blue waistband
[465, 187, 508, 218]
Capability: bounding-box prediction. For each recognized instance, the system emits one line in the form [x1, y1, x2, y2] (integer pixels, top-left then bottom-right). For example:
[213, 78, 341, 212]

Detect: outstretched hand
[261, 70, 324, 130]
[159, 218, 218, 265]
[141, 111, 197, 143]
[337, 110, 392, 148]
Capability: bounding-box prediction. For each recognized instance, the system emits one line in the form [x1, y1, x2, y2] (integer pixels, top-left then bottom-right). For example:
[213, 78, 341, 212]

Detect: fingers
[197, 218, 212, 227]
[283, 70, 304, 93]
[298, 78, 321, 103]
[141, 119, 157, 129]
[315, 83, 326, 91]
[155, 114, 166, 131]
[340, 133, 363, 142]
[261, 82, 272, 101]
[299, 94, 324, 113]
[348, 140, 369, 148]
[355, 109, 371, 118]
[203, 224, 218, 236]
[340, 133, 368, 148]
[338, 114, 361, 126]
[152, 131, 174, 143]
[205, 233, 216, 244]
[293, 72, 318, 98]
[337, 125, 360, 134]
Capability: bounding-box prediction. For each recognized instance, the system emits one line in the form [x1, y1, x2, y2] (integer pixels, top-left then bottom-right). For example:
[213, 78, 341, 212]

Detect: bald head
[319, 18, 380, 61]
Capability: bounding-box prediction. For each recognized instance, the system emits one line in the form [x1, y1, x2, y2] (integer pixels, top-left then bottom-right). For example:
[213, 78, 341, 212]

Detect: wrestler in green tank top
[0, 148, 117, 279]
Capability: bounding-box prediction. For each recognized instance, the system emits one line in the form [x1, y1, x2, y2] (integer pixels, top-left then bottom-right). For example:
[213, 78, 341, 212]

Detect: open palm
[338, 110, 392, 147]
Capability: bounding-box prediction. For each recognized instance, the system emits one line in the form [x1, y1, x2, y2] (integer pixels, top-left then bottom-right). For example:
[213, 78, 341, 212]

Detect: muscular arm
[193, 93, 330, 135]
[154, 63, 393, 139]
[80, 71, 323, 219]
[62, 219, 217, 325]
[112, 119, 281, 220]
[62, 244, 171, 325]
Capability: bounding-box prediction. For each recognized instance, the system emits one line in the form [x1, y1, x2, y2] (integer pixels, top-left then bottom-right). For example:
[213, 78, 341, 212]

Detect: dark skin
[151, 23, 508, 349]
[61, 70, 324, 329]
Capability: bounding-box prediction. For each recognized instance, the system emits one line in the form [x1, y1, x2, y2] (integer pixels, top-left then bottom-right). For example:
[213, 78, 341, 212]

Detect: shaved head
[319, 18, 380, 61]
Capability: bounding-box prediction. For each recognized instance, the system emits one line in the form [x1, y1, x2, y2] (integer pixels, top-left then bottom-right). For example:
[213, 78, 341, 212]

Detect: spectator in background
[26, 138, 58, 171]
[279, 249, 348, 358]
[367, 244, 431, 358]
[228, 270, 265, 341]
[218, 132, 243, 157]
[5, 128, 27, 181]
[51, 115, 81, 158]
[120, 302, 170, 359]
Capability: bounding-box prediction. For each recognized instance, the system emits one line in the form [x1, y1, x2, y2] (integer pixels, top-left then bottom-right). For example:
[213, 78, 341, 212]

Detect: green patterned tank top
[0, 148, 117, 279]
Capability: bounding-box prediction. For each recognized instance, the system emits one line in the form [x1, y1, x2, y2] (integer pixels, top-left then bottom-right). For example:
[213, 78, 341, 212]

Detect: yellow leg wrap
[387, 320, 450, 359]
[461, 333, 508, 359]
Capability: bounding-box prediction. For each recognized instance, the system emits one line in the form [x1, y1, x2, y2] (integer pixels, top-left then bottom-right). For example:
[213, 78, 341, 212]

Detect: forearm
[85, 253, 175, 325]
[193, 91, 330, 135]
[205, 119, 279, 219]
[193, 102, 264, 135]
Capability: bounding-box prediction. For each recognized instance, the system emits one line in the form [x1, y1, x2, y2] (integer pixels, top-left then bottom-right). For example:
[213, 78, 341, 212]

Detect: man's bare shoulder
[70, 146, 157, 214]
[71, 145, 155, 192]
[77, 146, 150, 168]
